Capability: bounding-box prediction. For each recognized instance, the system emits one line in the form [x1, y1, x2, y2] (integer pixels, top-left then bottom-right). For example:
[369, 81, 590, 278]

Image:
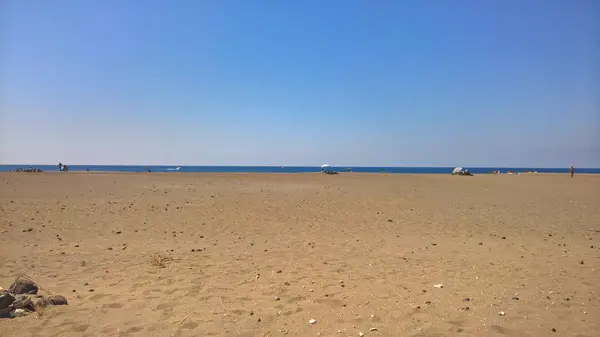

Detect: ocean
[1, 165, 599, 174]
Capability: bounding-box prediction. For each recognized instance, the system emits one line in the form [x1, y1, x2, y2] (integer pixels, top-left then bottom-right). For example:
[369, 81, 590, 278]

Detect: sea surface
[1, 165, 599, 174]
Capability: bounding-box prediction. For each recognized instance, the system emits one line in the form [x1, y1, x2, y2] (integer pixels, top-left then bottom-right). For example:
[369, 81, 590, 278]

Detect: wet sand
[1, 172, 599, 337]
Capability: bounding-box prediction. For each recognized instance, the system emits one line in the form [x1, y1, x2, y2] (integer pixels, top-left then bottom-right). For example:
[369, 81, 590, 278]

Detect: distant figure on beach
[569, 165, 575, 178]
[58, 162, 63, 172]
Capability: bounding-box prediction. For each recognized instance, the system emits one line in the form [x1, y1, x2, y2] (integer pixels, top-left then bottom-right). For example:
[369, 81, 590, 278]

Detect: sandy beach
[0, 172, 598, 337]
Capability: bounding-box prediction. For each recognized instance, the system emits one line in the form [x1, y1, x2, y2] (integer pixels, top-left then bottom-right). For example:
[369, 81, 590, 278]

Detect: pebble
[498, 311, 505, 316]
[369, 327, 378, 331]
[358, 332, 364, 337]
[580, 260, 584, 265]
[308, 319, 317, 324]
[433, 284, 443, 288]
[274, 296, 280, 301]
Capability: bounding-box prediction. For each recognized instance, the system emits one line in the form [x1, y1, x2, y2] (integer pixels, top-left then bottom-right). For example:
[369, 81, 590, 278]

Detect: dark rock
[552, 328, 556, 332]
[580, 260, 584, 265]
[0, 291, 15, 310]
[36, 295, 68, 309]
[8, 278, 39, 295]
[13, 296, 34, 311]
[0, 306, 14, 318]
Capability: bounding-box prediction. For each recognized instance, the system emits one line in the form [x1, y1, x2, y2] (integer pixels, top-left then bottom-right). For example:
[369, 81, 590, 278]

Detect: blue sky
[1, 1, 598, 167]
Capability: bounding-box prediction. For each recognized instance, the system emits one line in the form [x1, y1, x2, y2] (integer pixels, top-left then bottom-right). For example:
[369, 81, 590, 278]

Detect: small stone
[284, 282, 290, 286]
[358, 332, 364, 337]
[433, 284, 443, 288]
[115, 231, 122, 234]
[309, 318, 317, 324]
[276, 270, 282, 273]
[478, 242, 483, 245]
[74, 244, 79, 248]
[512, 297, 519, 300]
[501, 236, 506, 239]
[107, 247, 113, 250]
[552, 328, 556, 332]
[498, 311, 505, 316]
[457, 327, 464, 332]
[88, 289, 95, 292]
[580, 260, 584, 265]
[388, 219, 393, 222]
[274, 296, 280, 301]
[369, 328, 378, 331]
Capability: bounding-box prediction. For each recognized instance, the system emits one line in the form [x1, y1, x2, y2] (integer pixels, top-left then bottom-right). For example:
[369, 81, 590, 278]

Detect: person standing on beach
[569, 165, 575, 178]
[58, 162, 63, 172]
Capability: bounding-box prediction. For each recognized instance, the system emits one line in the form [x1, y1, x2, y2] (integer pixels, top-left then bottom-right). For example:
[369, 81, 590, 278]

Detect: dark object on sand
[36, 295, 68, 309]
[0, 291, 15, 310]
[8, 278, 39, 295]
[12, 296, 35, 311]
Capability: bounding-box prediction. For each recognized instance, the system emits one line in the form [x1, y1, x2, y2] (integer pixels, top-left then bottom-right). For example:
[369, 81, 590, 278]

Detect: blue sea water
[1, 165, 599, 174]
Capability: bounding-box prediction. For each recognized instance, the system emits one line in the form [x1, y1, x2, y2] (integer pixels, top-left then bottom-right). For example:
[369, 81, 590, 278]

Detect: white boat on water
[165, 167, 181, 171]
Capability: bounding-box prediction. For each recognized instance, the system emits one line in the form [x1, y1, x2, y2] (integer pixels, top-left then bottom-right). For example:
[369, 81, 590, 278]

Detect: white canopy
[321, 164, 331, 168]
[453, 167, 463, 174]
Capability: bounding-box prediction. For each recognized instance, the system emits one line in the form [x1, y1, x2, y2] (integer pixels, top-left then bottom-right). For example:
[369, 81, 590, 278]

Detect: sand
[0, 172, 598, 337]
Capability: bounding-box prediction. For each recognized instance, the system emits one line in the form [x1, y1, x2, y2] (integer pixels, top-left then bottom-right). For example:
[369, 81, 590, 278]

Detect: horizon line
[1, 164, 596, 169]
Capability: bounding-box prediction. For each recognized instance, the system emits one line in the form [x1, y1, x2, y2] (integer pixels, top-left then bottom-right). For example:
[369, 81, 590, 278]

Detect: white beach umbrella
[321, 164, 331, 168]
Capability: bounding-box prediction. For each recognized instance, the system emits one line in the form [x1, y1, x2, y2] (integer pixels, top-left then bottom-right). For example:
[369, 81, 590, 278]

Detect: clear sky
[1, 1, 598, 167]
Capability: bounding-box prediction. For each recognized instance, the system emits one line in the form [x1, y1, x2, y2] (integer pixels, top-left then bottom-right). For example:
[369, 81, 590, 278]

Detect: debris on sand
[35, 295, 68, 309]
[150, 254, 172, 268]
[8, 277, 38, 295]
[12, 296, 35, 311]
[1, 277, 69, 319]
[10, 308, 29, 317]
[0, 291, 15, 310]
